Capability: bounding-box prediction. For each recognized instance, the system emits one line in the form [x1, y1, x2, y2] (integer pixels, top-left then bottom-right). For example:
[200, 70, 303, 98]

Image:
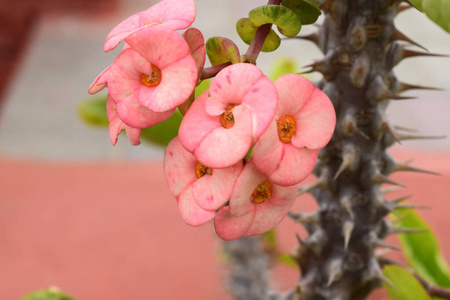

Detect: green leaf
[409, 0, 450, 33]
[195, 79, 211, 98]
[236, 18, 281, 52]
[263, 229, 277, 248]
[22, 288, 75, 300]
[77, 96, 108, 127]
[269, 56, 299, 80]
[383, 265, 431, 300]
[281, 0, 321, 25]
[140, 109, 183, 147]
[205, 37, 240, 66]
[278, 253, 297, 267]
[248, 5, 302, 37]
[396, 208, 450, 288]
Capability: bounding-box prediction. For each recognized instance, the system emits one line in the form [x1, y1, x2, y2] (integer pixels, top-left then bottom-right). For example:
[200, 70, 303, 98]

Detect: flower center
[252, 180, 272, 204]
[140, 64, 162, 87]
[277, 115, 296, 143]
[220, 105, 236, 129]
[195, 162, 213, 179]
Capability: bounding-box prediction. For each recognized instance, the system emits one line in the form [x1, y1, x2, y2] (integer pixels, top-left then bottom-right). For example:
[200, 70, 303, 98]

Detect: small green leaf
[140, 109, 183, 147]
[396, 208, 450, 288]
[281, 0, 321, 25]
[278, 253, 297, 267]
[195, 79, 211, 98]
[77, 96, 108, 127]
[248, 5, 302, 37]
[269, 56, 299, 80]
[263, 229, 277, 248]
[383, 265, 431, 300]
[22, 288, 75, 300]
[205, 37, 240, 66]
[236, 18, 281, 52]
[409, 0, 450, 33]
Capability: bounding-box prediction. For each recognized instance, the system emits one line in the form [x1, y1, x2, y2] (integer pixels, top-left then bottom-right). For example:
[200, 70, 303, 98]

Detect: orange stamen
[220, 105, 237, 129]
[141, 64, 162, 87]
[195, 162, 213, 179]
[252, 180, 272, 204]
[277, 115, 296, 143]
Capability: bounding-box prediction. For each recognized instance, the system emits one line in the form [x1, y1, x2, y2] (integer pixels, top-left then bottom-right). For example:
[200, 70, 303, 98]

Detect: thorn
[375, 248, 393, 258]
[393, 203, 432, 210]
[397, 82, 443, 93]
[389, 30, 427, 51]
[396, 3, 412, 14]
[402, 49, 448, 60]
[298, 179, 325, 195]
[319, 0, 335, 11]
[343, 221, 354, 249]
[381, 186, 403, 194]
[292, 32, 319, 46]
[289, 211, 320, 224]
[340, 196, 354, 220]
[398, 133, 446, 141]
[373, 173, 406, 188]
[334, 148, 356, 180]
[388, 226, 427, 235]
[346, 121, 370, 140]
[394, 162, 441, 176]
[374, 239, 400, 251]
[394, 125, 418, 133]
[382, 122, 401, 144]
[379, 274, 395, 288]
[389, 194, 412, 203]
[327, 259, 343, 287]
[299, 61, 326, 75]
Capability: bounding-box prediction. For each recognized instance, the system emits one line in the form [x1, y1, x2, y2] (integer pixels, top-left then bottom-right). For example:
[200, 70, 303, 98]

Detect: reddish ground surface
[0, 149, 449, 299]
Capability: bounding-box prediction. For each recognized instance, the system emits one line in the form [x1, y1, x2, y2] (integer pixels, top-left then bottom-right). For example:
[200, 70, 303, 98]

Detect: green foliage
[263, 229, 277, 248]
[281, 0, 321, 25]
[269, 56, 299, 80]
[195, 79, 211, 98]
[383, 265, 431, 300]
[278, 253, 297, 267]
[205, 37, 240, 66]
[22, 288, 75, 300]
[396, 209, 450, 288]
[77, 96, 108, 127]
[249, 5, 302, 37]
[140, 110, 182, 147]
[236, 18, 281, 52]
[409, 0, 450, 33]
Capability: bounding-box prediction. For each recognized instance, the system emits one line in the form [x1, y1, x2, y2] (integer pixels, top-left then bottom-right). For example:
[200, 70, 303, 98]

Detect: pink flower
[88, 66, 111, 95]
[106, 94, 141, 146]
[104, 0, 196, 52]
[252, 74, 336, 186]
[164, 137, 243, 226]
[107, 25, 198, 113]
[214, 160, 297, 241]
[179, 63, 278, 169]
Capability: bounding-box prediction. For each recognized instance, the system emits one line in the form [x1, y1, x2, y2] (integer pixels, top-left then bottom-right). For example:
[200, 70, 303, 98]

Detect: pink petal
[138, 55, 197, 112]
[193, 162, 243, 211]
[163, 137, 197, 199]
[178, 185, 215, 227]
[273, 74, 315, 118]
[194, 105, 253, 169]
[291, 87, 336, 149]
[88, 65, 111, 95]
[179, 92, 221, 153]
[253, 122, 318, 186]
[214, 206, 254, 241]
[104, 0, 196, 52]
[182, 27, 206, 81]
[106, 94, 141, 146]
[229, 160, 266, 217]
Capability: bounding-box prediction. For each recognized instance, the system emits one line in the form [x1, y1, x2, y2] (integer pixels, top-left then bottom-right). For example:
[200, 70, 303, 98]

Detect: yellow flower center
[220, 105, 237, 129]
[140, 64, 162, 87]
[195, 162, 213, 179]
[252, 180, 272, 204]
[277, 115, 296, 143]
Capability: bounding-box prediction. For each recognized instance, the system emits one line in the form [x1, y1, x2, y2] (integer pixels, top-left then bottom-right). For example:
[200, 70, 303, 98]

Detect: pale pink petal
[273, 74, 315, 118]
[88, 65, 111, 95]
[179, 92, 221, 153]
[291, 87, 336, 149]
[104, 0, 196, 52]
[252, 122, 284, 177]
[163, 137, 197, 199]
[107, 49, 151, 104]
[123, 126, 142, 146]
[125, 26, 191, 70]
[182, 27, 206, 81]
[229, 160, 266, 217]
[116, 95, 174, 128]
[244, 184, 297, 236]
[178, 185, 215, 227]
[106, 94, 141, 146]
[193, 162, 243, 211]
[194, 105, 253, 169]
[214, 206, 254, 241]
[138, 55, 197, 112]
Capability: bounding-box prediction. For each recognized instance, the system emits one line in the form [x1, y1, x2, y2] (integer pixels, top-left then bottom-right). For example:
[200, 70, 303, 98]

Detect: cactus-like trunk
[292, 0, 420, 298]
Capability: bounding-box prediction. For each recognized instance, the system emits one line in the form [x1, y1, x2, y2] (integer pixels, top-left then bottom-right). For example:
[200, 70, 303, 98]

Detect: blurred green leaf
[281, 0, 321, 25]
[77, 96, 108, 127]
[383, 265, 431, 300]
[140, 109, 183, 147]
[409, 0, 450, 33]
[249, 5, 302, 37]
[278, 253, 297, 267]
[205, 37, 240, 66]
[236, 18, 281, 52]
[263, 229, 277, 248]
[22, 288, 75, 300]
[269, 56, 299, 80]
[195, 79, 211, 98]
[396, 208, 450, 288]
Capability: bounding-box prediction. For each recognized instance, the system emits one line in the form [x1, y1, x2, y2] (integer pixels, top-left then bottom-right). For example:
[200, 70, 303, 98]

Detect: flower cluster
[90, 0, 336, 241]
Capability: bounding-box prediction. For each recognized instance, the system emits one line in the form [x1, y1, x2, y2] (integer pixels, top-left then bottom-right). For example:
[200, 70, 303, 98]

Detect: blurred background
[0, 0, 449, 299]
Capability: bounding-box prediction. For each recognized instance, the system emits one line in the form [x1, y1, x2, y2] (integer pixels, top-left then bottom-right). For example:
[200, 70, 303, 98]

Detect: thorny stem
[199, 62, 232, 80]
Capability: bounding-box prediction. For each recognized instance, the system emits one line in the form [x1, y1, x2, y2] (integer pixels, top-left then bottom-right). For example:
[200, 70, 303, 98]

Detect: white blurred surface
[0, 0, 449, 161]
